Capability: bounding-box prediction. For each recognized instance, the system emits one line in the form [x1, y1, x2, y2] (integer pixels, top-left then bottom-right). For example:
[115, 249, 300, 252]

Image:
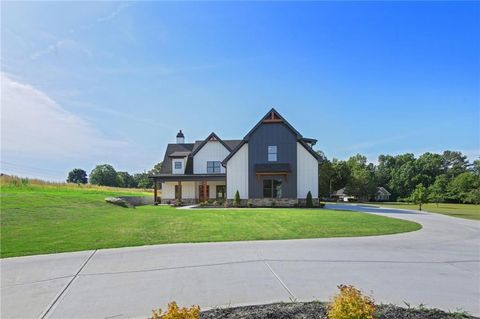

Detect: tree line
[318, 150, 480, 204]
[67, 149, 479, 204]
[67, 162, 162, 189]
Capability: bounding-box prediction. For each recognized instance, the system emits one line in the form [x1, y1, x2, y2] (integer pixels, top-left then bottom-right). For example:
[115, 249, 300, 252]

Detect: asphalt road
[1, 204, 479, 319]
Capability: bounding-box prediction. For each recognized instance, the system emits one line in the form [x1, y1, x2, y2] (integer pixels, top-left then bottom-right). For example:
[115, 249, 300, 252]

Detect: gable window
[263, 179, 282, 198]
[174, 161, 182, 170]
[207, 161, 221, 173]
[268, 146, 277, 162]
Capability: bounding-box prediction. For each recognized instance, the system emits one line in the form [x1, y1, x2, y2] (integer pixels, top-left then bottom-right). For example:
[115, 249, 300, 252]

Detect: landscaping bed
[201, 302, 476, 319]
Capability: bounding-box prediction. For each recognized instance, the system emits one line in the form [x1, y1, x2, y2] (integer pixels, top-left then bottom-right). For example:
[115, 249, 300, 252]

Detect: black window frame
[216, 185, 226, 199]
[267, 145, 277, 162]
[207, 161, 221, 173]
[263, 178, 282, 198]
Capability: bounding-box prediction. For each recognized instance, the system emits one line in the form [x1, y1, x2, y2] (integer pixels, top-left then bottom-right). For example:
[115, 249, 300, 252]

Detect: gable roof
[376, 187, 391, 195]
[191, 132, 233, 156]
[159, 138, 243, 175]
[222, 108, 321, 165]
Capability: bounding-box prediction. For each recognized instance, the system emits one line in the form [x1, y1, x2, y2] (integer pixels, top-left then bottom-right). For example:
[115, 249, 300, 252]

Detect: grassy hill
[0, 175, 421, 258]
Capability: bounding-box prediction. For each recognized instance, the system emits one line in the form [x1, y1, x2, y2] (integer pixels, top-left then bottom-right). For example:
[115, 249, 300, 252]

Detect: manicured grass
[366, 202, 480, 221]
[0, 184, 421, 258]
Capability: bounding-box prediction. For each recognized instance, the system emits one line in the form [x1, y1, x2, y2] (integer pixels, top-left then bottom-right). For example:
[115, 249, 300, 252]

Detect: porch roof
[150, 174, 226, 182]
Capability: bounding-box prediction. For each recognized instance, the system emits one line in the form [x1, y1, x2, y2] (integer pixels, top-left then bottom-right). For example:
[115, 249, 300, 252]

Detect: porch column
[154, 180, 158, 203]
[203, 180, 207, 202]
[178, 180, 182, 200]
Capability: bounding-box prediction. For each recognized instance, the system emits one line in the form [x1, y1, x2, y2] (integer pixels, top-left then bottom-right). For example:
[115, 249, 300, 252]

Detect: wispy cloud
[96, 2, 132, 23]
[0, 73, 128, 161]
[29, 39, 92, 60]
[29, 2, 133, 61]
[69, 100, 176, 131]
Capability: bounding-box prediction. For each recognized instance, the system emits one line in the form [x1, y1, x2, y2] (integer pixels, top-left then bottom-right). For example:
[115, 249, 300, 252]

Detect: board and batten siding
[193, 141, 230, 174]
[297, 142, 319, 198]
[226, 143, 248, 199]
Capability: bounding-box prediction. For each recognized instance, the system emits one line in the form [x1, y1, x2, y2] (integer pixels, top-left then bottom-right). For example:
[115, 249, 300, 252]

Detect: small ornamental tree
[428, 175, 448, 206]
[410, 183, 428, 211]
[66, 168, 88, 184]
[233, 190, 241, 207]
[306, 191, 314, 208]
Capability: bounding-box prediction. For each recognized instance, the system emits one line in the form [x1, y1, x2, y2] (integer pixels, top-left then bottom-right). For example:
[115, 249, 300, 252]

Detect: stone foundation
[161, 197, 320, 207]
[161, 198, 197, 205]
[226, 198, 320, 208]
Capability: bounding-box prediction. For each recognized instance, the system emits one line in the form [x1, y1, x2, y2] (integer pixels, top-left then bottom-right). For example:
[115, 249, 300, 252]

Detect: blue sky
[1, 1, 479, 181]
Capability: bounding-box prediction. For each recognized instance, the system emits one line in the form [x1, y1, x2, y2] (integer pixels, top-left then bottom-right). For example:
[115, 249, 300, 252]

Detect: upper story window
[174, 161, 182, 170]
[268, 146, 277, 162]
[207, 161, 221, 173]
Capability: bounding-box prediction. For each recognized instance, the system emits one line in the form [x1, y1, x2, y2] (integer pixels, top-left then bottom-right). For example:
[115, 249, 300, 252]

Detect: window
[207, 161, 221, 173]
[263, 179, 282, 198]
[174, 161, 182, 170]
[216, 185, 226, 199]
[268, 146, 277, 162]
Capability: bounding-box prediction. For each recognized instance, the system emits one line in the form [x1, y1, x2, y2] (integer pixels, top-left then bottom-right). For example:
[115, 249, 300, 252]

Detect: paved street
[1, 204, 479, 319]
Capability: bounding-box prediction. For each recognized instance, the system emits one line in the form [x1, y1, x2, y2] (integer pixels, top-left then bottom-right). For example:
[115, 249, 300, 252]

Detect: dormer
[169, 151, 190, 174]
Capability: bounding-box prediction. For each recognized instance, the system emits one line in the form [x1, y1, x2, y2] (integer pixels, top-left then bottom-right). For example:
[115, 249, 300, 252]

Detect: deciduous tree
[410, 184, 428, 211]
[66, 168, 87, 184]
[90, 164, 119, 187]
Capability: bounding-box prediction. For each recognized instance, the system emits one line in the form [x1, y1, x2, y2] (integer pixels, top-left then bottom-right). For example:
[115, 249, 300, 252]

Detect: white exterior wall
[297, 142, 318, 198]
[226, 143, 249, 199]
[193, 141, 229, 174]
[161, 182, 196, 199]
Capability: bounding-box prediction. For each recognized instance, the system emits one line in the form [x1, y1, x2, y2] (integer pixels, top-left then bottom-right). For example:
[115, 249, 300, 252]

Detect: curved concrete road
[1, 205, 479, 319]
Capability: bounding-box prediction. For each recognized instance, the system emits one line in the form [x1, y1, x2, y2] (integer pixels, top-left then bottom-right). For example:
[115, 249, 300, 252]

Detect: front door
[198, 185, 210, 202]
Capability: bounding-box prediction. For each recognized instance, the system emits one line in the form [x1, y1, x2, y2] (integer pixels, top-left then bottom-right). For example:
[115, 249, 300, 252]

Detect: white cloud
[29, 39, 92, 60]
[0, 73, 128, 161]
[30, 2, 133, 61]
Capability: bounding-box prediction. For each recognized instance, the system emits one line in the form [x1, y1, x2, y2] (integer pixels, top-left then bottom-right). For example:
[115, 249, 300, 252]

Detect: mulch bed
[201, 302, 476, 319]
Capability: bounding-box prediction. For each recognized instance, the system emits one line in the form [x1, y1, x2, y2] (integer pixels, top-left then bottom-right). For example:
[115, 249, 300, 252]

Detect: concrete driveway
[1, 204, 479, 319]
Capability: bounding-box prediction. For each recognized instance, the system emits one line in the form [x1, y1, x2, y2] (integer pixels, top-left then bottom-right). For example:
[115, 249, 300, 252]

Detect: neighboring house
[375, 187, 391, 201]
[331, 188, 356, 202]
[331, 186, 391, 202]
[150, 108, 321, 207]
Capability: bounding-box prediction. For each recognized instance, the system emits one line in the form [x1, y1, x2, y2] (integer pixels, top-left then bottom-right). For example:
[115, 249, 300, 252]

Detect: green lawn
[0, 184, 421, 258]
[364, 202, 480, 221]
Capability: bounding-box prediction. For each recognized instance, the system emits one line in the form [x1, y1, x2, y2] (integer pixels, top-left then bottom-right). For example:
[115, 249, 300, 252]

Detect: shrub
[151, 301, 200, 319]
[319, 202, 326, 208]
[328, 284, 375, 319]
[306, 191, 314, 208]
[233, 190, 241, 207]
[271, 200, 276, 207]
[172, 199, 183, 207]
[247, 199, 253, 208]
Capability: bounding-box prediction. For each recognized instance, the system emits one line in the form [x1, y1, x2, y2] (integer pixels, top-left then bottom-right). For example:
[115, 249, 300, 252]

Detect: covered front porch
[151, 174, 226, 204]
